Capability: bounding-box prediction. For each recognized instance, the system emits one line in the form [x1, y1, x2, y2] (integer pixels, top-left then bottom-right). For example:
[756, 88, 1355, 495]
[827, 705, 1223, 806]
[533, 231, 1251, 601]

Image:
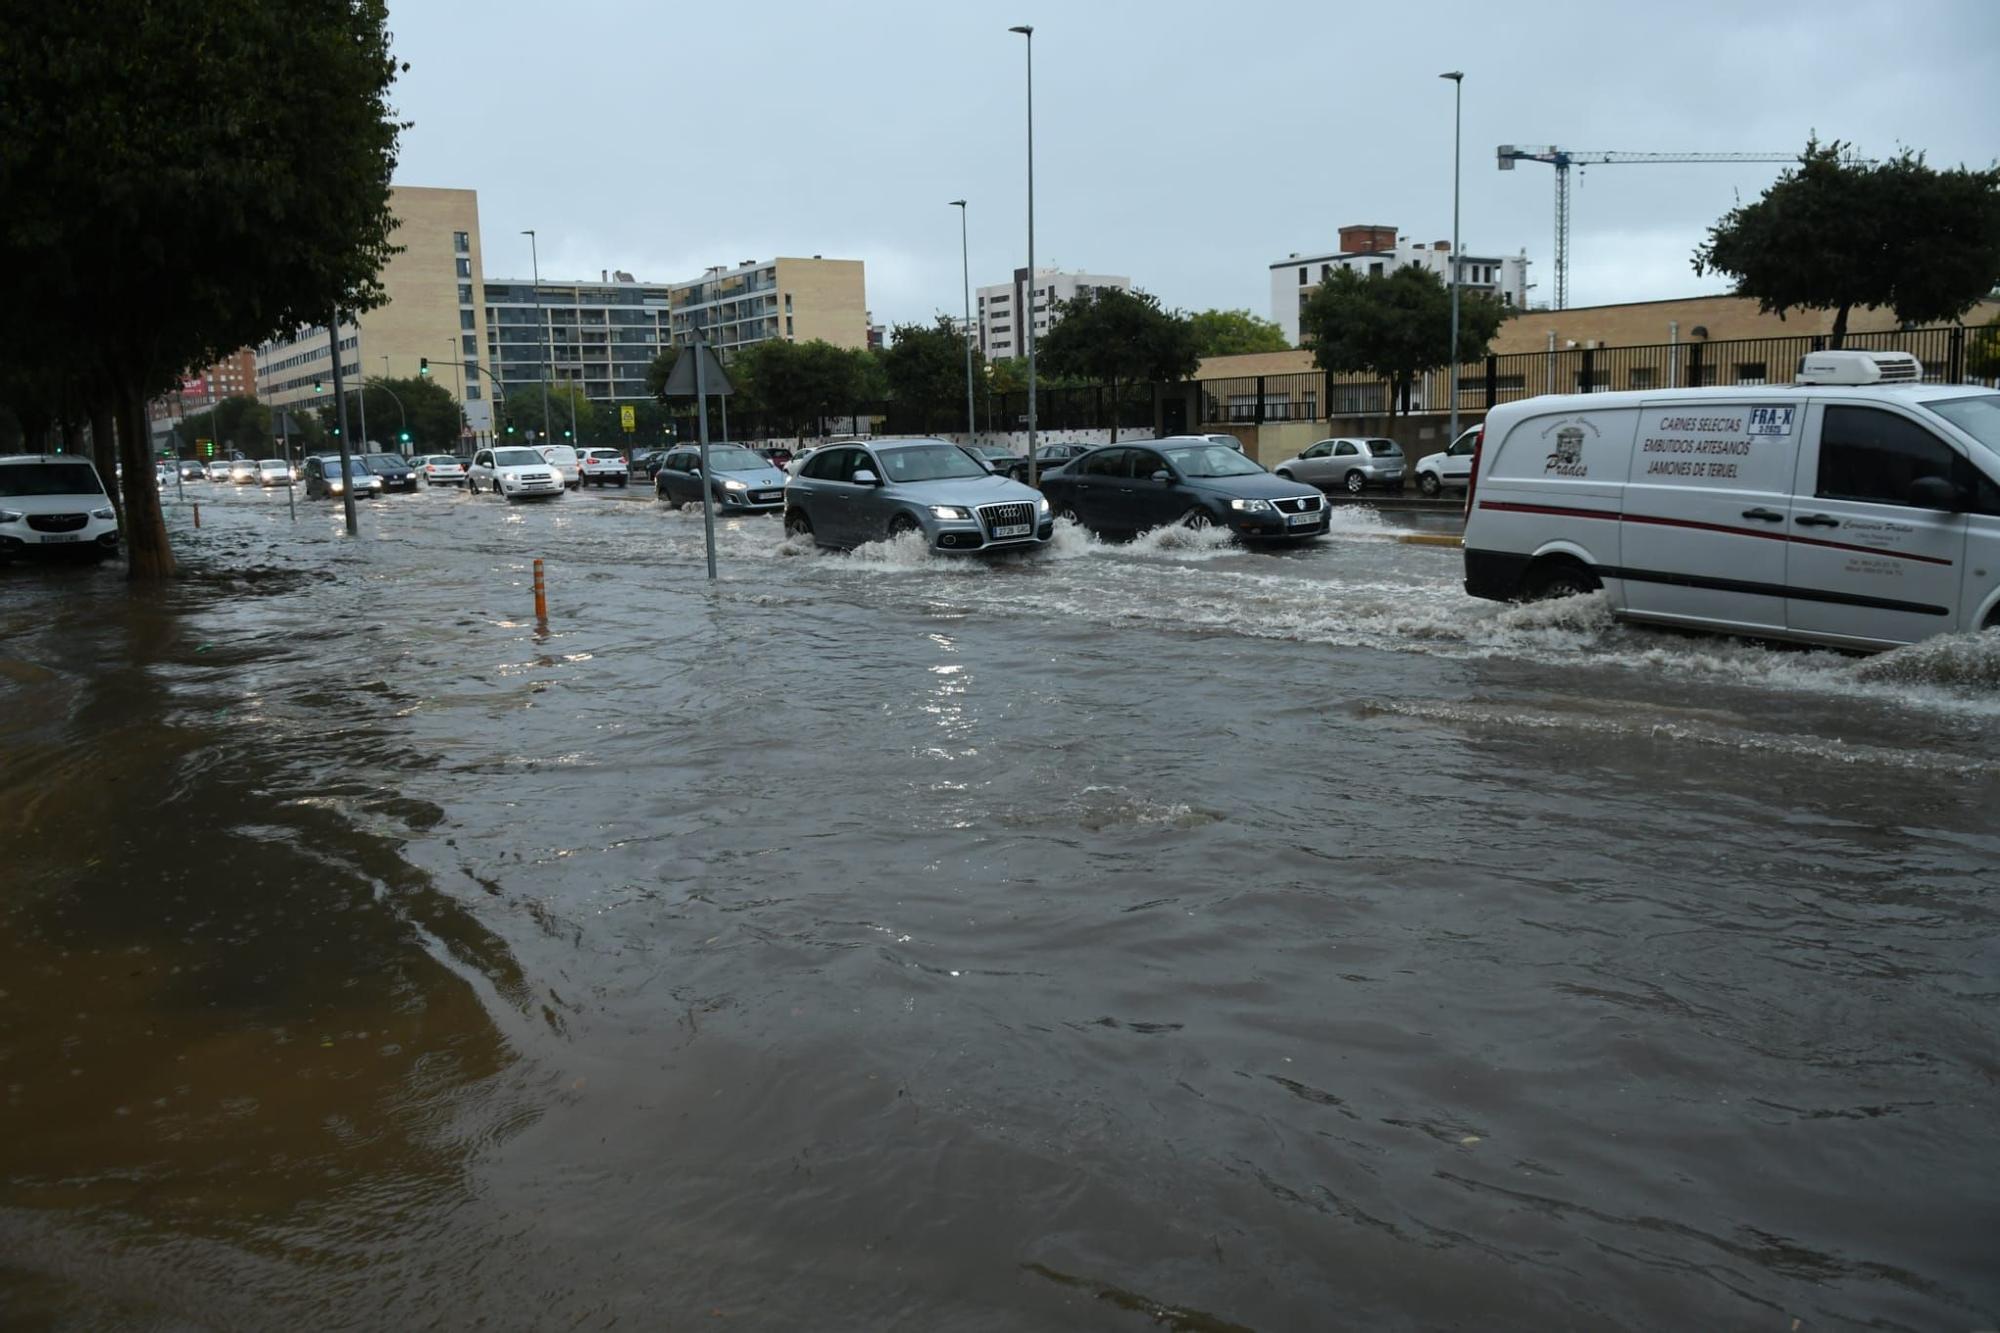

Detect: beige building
[256, 186, 492, 439]
[667, 257, 867, 352]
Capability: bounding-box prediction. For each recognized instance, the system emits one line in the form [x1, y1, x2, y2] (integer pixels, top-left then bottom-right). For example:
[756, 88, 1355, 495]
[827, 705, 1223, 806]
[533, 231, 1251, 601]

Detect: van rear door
[1619, 401, 1798, 633]
[1784, 403, 1967, 647]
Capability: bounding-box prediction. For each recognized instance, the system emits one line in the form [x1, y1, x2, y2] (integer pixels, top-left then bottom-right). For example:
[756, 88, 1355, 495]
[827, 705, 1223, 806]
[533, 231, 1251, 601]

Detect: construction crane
[1497, 147, 1797, 310]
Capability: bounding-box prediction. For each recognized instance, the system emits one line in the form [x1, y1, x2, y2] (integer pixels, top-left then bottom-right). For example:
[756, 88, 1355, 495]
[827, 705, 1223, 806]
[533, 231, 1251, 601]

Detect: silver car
[1273, 436, 1407, 494]
[784, 438, 1053, 553]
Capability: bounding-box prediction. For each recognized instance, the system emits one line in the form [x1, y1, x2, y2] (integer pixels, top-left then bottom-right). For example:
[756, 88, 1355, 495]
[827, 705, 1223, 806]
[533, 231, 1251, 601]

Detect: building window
[1320, 264, 1332, 281]
[785, 315, 794, 336]
[1368, 262, 1384, 277]
[459, 283, 473, 305]
[465, 385, 481, 401]
[1734, 361, 1768, 385]
[456, 257, 472, 278]
[783, 293, 793, 313]
[1297, 267, 1307, 285]
[462, 334, 477, 354]
[460, 309, 475, 330]
[454, 231, 470, 254]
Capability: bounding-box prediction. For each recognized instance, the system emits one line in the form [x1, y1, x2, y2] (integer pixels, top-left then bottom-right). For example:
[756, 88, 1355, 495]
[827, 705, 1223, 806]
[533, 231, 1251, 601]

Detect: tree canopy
[172, 395, 270, 456]
[1038, 287, 1199, 440]
[1188, 308, 1291, 358]
[499, 382, 595, 443]
[1694, 139, 2000, 348]
[0, 0, 406, 576]
[881, 317, 981, 432]
[718, 340, 876, 439]
[1298, 266, 1505, 415]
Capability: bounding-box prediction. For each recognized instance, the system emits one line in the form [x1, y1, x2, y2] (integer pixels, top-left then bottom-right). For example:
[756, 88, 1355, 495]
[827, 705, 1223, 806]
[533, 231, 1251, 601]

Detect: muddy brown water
[2, 485, 1996, 1330]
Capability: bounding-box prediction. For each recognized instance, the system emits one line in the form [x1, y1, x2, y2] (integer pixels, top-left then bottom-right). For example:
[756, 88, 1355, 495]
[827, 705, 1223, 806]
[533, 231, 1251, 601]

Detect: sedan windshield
[879, 444, 989, 483]
[492, 449, 544, 467]
[0, 462, 105, 497]
[1161, 445, 1264, 478]
[701, 447, 768, 471]
[1925, 394, 2000, 456]
[259, 459, 287, 469]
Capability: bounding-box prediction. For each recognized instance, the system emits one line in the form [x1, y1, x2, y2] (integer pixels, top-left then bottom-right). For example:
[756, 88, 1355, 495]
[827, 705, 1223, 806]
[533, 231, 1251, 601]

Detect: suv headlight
[1036, 496, 1050, 514]
[330, 480, 345, 492]
[91, 507, 115, 520]
[1230, 498, 1275, 512]
[929, 505, 969, 519]
[0, 509, 22, 523]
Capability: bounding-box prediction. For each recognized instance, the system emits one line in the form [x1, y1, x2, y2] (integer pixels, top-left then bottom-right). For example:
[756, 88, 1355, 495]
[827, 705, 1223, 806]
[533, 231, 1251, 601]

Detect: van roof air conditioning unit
[1795, 350, 1923, 385]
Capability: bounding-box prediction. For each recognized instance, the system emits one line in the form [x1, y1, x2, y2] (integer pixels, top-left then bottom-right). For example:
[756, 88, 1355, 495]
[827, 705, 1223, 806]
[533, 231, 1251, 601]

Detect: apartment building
[666, 257, 868, 352]
[254, 186, 492, 438]
[1269, 224, 1531, 345]
[148, 348, 257, 430]
[977, 268, 1131, 361]
[484, 271, 669, 408]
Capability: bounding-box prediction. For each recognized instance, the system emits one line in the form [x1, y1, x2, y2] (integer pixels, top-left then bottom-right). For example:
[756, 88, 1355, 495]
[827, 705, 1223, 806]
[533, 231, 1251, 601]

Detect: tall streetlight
[949, 199, 975, 442]
[523, 229, 554, 444]
[1008, 23, 1038, 485]
[1441, 70, 1464, 447]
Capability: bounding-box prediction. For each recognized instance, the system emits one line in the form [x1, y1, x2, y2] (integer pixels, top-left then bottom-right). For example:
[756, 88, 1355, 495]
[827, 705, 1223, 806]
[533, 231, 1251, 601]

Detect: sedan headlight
[722, 478, 749, 491]
[1229, 498, 1275, 513]
[0, 509, 22, 523]
[929, 505, 969, 520]
[91, 507, 116, 520]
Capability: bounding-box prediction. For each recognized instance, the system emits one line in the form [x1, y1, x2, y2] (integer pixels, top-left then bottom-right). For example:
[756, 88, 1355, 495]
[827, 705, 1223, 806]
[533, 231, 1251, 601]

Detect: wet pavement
[3, 481, 1997, 1330]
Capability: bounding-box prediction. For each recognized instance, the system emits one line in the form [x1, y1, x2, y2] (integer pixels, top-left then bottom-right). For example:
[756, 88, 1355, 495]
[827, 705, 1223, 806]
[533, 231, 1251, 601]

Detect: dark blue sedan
[1039, 440, 1328, 542]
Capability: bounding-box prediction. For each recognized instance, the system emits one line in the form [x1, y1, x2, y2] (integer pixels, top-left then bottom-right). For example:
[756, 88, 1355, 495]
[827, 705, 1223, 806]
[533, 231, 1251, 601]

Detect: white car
[1462, 349, 2000, 649]
[205, 459, 231, 481]
[1415, 426, 1481, 497]
[1272, 437, 1407, 494]
[228, 458, 260, 484]
[537, 444, 580, 489]
[257, 459, 294, 486]
[468, 446, 564, 502]
[0, 454, 121, 562]
[415, 454, 466, 485]
[577, 447, 629, 487]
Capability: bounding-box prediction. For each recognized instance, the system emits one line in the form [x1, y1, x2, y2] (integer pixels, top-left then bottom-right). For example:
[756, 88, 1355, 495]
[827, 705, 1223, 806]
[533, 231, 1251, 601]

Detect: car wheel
[616, 476, 627, 488]
[784, 508, 813, 539]
[1344, 470, 1367, 495]
[1525, 559, 1601, 601]
[661, 489, 682, 510]
[1418, 472, 1441, 498]
[1056, 503, 1083, 526]
[1181, 508, 1215, 530]
[887, 513, 922, 541]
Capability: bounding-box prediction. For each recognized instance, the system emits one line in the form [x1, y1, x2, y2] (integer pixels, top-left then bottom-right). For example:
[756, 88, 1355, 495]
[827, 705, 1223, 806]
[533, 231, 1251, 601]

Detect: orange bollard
[193, 503, 201, 528]
[533, 558, 547, 621]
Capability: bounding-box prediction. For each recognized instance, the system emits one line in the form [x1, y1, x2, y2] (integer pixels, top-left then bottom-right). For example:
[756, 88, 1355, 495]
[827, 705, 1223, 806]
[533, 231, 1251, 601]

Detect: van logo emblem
[1540, 417, 1596, 478]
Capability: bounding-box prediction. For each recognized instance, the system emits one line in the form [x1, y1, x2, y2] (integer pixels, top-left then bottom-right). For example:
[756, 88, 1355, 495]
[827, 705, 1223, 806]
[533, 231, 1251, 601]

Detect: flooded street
[3, 483, 1997, 1330]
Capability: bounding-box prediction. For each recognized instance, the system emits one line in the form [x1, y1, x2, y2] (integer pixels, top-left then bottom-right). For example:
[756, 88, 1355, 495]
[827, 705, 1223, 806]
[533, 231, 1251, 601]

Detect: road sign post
[662, 341, 735, 582]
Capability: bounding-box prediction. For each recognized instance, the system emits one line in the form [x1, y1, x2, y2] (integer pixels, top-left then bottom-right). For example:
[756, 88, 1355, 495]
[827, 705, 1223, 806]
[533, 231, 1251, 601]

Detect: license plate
[41, 533, 80, 543]
[994, 523, 1031, 538]
[1286, 510, 1321, 527]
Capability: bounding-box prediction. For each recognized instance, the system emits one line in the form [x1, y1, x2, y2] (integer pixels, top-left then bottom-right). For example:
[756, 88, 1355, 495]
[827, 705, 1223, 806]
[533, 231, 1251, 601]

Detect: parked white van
[1462, 350, 2000, 650]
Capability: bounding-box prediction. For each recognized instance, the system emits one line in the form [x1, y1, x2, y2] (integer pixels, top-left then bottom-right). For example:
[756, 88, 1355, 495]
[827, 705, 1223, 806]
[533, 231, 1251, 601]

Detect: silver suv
[1274, 437, 1407, 494]
[784, 438, 1053, 553]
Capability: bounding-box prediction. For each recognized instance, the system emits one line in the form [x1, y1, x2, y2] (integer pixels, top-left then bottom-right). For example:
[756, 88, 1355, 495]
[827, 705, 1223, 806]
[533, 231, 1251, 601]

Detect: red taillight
[1463, 427, 1485, 518]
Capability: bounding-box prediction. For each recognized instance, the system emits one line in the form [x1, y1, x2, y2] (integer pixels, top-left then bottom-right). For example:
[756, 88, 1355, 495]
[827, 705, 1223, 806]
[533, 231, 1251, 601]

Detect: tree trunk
[1830, 303, 1851, 350]
[90, 403, 123, 528]
[117, 380, 176, 580]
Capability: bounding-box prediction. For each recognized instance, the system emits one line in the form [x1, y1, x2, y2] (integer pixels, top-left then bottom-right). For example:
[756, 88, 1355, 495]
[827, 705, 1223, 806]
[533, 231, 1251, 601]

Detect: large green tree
[881, 317, 983, 432]
[500, 382, 595, 443]
[173, 395, 270, 456]
[727, 340, 872, 439]
[351, 375, 463, 450]
[1299, 266, 1504, 416]
[1188, 308, 1291, 357]
[1037, 287, 1199, 440]
[0, 0, 405, 578]
[1694, 139, 2000, 348]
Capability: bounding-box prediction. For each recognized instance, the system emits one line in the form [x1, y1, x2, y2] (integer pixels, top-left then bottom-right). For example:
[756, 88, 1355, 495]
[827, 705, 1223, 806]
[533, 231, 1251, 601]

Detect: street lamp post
[950, 199, 975, 443]
[523, 229, 554, 444]
[445, 337, 468, 446]
[1441, 70, 1464, 447]
[1009, 24, 1038, 485]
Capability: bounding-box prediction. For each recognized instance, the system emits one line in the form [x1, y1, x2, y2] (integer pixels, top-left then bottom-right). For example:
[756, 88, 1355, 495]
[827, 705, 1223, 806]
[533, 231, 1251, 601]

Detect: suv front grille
[1273, 495, 1321, 514]
[978, 501, 1036, 535]
[27, 513, 87, 533]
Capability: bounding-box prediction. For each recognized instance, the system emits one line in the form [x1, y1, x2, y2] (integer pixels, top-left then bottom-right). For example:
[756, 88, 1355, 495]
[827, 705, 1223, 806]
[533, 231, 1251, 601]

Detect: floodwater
[3, 483, 1996, 1331]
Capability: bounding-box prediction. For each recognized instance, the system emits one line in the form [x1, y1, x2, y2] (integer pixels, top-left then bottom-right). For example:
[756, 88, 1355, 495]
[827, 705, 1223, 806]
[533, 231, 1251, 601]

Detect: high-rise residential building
[1269, 224, 1531, 345]
[666, 257, 867, 352]
[483, 271, 670, 410]
[976, 268, 1132, 361]
[254, 185, 492, 441]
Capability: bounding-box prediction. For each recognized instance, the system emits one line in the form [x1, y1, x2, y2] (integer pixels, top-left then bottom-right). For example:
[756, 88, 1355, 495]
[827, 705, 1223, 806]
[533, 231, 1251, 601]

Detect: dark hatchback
[1030, 443, 1091, 476]
[1039, 440, 1328, 542]
[962, 443, 1029, 481]
[360, 453, 418, 492]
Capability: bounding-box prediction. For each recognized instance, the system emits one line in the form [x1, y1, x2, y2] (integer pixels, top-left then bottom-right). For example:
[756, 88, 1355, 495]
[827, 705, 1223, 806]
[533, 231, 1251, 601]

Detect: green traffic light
[398, 431, 410, 443]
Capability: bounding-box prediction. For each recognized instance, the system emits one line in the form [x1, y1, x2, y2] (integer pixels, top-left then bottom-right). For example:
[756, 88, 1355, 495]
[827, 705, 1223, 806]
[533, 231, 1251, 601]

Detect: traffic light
[313, 379, 324, 394]
[201, 439, 215, 457]
[419, 357, 430, 376]
[562, 428, 572, 439]
[398, 430, 411, 444]
[331, 426, 341, 437]
[505, 424, 516, 435]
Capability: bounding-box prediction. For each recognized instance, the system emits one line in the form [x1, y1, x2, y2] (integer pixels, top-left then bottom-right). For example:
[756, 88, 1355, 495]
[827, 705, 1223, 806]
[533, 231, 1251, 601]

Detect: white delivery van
[1462, 350, 2000, 650]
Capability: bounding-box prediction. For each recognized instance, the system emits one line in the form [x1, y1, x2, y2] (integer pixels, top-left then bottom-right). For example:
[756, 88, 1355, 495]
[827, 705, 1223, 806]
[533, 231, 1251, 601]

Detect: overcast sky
[387, 0, 2000, 326]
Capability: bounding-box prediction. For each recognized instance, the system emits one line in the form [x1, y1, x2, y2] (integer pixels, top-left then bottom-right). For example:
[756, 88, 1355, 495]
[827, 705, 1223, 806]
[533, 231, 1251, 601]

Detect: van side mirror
[852, 469, 879, 486]
[1906, 475, 1962, 511]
